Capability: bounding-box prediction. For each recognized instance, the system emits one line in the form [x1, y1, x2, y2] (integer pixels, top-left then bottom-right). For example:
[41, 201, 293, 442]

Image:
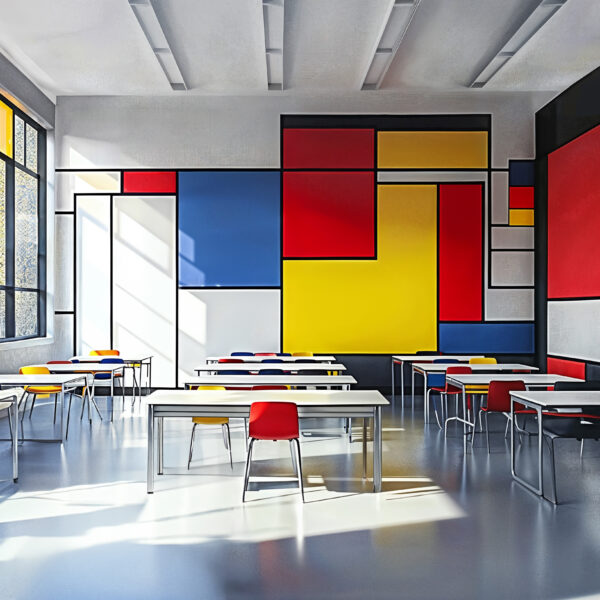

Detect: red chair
[427, 366, 471, 429]
[252, 385, 289, 391]
[475, 380, 527, 452]
[242, 402, 304, 502]
[255, 353, 277, 357]
[218, 358, 244, 364]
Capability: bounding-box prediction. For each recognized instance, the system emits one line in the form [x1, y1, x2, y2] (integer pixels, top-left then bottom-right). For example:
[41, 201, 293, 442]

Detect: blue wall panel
[439, 323, 535, 354]
[178, 171, 280, 287]
[509, 160, 535, 186]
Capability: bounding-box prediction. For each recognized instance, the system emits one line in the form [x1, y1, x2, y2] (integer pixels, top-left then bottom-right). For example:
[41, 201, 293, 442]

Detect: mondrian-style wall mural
[55, 113, 535, 387]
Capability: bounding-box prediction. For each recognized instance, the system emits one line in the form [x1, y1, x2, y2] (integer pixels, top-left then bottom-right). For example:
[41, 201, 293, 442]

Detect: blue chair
[95, 358, 125, 421]
[262, 358, 283, 363]
[260, 369, 286, 375]
[425, 359, 459, 424]
[232, 352, 254, 356]
[277, 353, 292, 357]
[220, 370, 251, 375]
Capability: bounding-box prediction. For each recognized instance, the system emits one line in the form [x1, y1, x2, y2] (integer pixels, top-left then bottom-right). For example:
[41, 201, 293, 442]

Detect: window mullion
[5, 160, 15, 338]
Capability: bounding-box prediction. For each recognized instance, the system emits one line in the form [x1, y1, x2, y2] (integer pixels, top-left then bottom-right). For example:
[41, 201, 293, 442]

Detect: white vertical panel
[491, 226, 534, 249]
[76, 195, 111, 354]
[485, 288, 534, 321]
[178, 289, 281, 386]
[54, 214, 74, 311]
[56, 171, 120, 211]
[113, 196, 176, 388]
[490, 251, 534, 286]
[54, 313, 75, 358]
[491, 171, 508, 225]
[548, 300, 600, 362]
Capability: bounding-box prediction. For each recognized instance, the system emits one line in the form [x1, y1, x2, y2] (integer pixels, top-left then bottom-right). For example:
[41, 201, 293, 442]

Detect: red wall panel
[509, 186, 534, 209]
[548, 124, 600, 298]
[283, 171, 375, 257]
[283, 129, 374, 169]
[547, 356, 586, 379]
[123, 171, 176, 194]
[439, 184, 483, 321]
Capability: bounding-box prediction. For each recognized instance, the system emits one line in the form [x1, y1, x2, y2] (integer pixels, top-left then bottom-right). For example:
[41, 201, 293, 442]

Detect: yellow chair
[20, 366, 62, 424]
[188, 386, 232, 469]
[292, 352, 313, 357]
[469, 357, 497, 365]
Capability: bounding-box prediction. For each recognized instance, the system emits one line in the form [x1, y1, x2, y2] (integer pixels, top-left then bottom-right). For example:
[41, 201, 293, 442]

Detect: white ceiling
[0, 0, 597, 98]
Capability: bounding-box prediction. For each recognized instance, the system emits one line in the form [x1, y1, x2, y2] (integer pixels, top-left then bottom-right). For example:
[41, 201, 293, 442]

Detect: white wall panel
[113, 196, 176, 388]
[491, 226, 534, 250]
[56, 171, 120, 211]
[178, 289, 280, 386]
[491, 171, 508, 225]
[485, 288, 534, 321]
[54, 214, 74, 311]
[491, 251, 534, 287]
[377, 171, 485, 183]
[548, 300, 600, 362]
[76, 195, 111, 354]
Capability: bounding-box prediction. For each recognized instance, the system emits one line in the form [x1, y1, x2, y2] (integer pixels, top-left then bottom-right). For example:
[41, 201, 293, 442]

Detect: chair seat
[543, 418, 600, 440]
[24, 385, 62, 394]
[94, 372, 122, 380]
[192, 417, 229, 425]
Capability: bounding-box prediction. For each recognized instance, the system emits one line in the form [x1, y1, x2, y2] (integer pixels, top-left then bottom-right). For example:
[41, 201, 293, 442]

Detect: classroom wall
[536, 65, 600, 381]
[55, 91, 552, 388]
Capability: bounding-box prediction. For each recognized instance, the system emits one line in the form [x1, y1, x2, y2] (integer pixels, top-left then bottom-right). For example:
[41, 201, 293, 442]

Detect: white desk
[71, 354, 153, 401]
[0, 388, 23, 482]
[194, 363, 347, 374]
[185, 375, 357, 389]
[145, 389, 387, 494]
[445, 374, 583, 453]
[0, 374, 87, 442]
[390, 355, 484, 407]
[28, 363, 125, 422]
[206, 355, 336, 364]
[510, 390, 600, 503]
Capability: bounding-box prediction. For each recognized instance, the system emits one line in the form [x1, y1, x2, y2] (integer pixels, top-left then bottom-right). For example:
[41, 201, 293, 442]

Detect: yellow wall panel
[509, 209, 534, 226]
[283, 185, 438, 354]
[378, 131, 488, 169]
[0, 100, 13, 158]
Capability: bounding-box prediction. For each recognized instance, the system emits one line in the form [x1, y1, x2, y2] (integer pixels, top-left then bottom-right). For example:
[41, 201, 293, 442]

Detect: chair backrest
[252, 385, 289, 391]
[428, 360, 458, 387]
[261, 358, 283, 363]
[277, 353, 292, 357]
[260, 369, 285, 375]
[231, 352, 253, 356]
[100, 358, 125, 364]
[469, 357, 497, 364]
[255, 353, 277, 356]
[218, 358, 244, 364]
[487, 380, 526, 412]
[445, 366, 472, 391]
[220, 370, 251, 375]
[249, 402, 299, 440]
[20, 366, 50, 375]
[90, 349, 120, 356]
[292, 352, 313, 357]
[194, 385, 226, 391]
[47, 360, 72, 364]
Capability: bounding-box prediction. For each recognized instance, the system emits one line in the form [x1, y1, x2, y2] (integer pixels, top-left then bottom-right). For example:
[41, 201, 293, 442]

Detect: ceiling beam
[128, 0, 188, 91]
[262, 0, 285, 91]
[469, 0, 569, 88]
[360, 0, 421, 91]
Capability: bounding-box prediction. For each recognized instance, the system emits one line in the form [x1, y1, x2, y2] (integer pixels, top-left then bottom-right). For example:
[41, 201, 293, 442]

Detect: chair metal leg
[548, 436, 558, 504]
[53, 394, 58, 424]
[505, 416, 510, 438]
[242, 438, 256, 502]
[187, 423, 197, 469]
[29, 395, 36, 418]
[580, 439, 584, 458]
[485, 411, 490, 454]
[362, 418, 367, 479]
[471, 409, 482, 448]
[244, 418, 248, 450]
[290, 438, 298, 475]
[225, 423, 233, 469]
[20, 393, 28, 423]
[292, 437, 305, 502]
[66, 394, 73, 440]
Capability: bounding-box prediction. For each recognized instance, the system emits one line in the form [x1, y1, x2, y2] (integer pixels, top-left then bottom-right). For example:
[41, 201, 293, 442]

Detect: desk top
[194, 363, 347, 372]
[413, 363, 538, 372]
[147, 389, 387, 407]
[70, 355, 152, 363]
[185, 375, 357, 386]
[393, 354, 484, 362]
[446, 374, 582, 386]
[0, 374, 86, 385]
[511, 390, 600, 408]
[26, 363, 124, 373]
[206, 355, 336, 363]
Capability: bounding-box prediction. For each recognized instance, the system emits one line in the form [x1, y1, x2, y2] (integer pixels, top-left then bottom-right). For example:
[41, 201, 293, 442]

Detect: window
[0, 94, 46, 341]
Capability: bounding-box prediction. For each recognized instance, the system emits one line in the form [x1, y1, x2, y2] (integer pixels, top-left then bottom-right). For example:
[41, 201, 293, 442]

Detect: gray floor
[1, 395, 600, 600]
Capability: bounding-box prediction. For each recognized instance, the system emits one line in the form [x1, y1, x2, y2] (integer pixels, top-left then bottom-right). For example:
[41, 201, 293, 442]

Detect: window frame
[0, 92, 47, 342]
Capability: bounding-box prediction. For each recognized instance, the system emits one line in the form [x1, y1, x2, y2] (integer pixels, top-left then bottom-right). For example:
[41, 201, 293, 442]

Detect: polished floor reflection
[1, 397, 600, 599]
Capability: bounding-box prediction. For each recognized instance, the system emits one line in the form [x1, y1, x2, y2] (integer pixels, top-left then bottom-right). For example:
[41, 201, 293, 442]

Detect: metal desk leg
[59, 388, 65, 442]
[462, 388, 467, 454]
[362, 418, 367, 480]
[400, 361, 405, 408]
[147, 405, 154, 493]
[510, 400, 544, 497]
[158, 417, 164, 475]
[11, 398, 18, 482]
[373, 406, 382, 492]
[411, 367, 415, 409]
[110, 374, 114, 422]
[391, 359, 395, 405]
